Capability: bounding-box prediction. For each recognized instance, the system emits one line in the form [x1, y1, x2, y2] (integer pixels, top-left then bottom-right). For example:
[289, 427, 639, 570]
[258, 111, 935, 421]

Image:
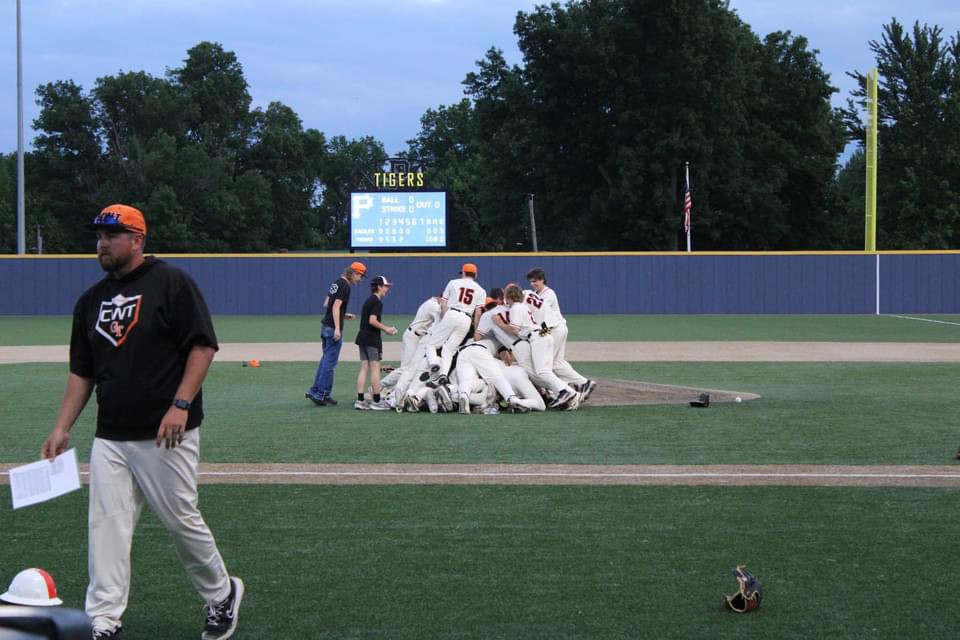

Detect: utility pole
[527, 193, 539, 252]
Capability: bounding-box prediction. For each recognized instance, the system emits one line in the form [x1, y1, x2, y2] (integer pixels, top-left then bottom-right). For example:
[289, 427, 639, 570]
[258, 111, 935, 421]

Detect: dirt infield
[5, 340, 960, 365]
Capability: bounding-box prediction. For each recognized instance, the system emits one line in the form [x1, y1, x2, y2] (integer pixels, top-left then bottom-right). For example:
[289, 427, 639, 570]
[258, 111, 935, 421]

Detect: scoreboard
[350, 192, 447, 249]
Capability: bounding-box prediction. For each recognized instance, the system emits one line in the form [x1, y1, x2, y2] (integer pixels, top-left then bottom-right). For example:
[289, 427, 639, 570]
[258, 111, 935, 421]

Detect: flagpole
[684, 162, 691, 252]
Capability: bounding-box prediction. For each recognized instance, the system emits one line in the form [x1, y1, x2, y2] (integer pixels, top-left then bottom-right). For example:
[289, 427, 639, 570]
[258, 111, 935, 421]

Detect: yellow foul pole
[864, 68, 879, 252]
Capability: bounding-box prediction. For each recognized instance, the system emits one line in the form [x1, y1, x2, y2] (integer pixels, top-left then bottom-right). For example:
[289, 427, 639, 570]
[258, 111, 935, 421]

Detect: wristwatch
[172, 398, 192, 411]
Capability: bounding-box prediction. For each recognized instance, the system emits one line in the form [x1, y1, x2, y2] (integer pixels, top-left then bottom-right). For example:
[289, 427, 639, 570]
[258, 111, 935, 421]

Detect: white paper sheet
[9, 448, 82, 509]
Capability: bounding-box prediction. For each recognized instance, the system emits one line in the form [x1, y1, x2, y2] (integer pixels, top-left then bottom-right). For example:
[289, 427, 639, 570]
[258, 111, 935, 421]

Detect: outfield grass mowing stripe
[3, 313, 960, 345]
[5, 464, 960, 486]
[888, 314, 960, 327]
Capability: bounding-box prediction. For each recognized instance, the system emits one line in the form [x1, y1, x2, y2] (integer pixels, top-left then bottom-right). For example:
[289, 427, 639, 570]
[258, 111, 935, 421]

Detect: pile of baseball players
[379, 263, 596, 414]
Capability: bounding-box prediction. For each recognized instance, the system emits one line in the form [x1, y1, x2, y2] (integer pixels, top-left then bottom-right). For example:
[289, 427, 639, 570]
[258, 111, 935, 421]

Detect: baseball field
[2, 313, 959, 639]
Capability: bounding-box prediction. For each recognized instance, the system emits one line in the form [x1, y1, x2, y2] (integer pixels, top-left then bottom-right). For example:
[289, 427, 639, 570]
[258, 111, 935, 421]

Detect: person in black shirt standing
[40, 204, 243, 640]
[354, 276, 398, 410]
[306, 261, 367, 406]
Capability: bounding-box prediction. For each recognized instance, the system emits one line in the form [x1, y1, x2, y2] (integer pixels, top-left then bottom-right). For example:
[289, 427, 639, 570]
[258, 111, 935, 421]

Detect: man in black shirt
[306, 261, 367, 405]
[40, 204, 243, 640]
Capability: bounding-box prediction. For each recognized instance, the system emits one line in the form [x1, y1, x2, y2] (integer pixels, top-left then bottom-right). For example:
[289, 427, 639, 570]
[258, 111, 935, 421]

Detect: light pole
[16, 0, 26, 254]
[527, 193, 538, 252]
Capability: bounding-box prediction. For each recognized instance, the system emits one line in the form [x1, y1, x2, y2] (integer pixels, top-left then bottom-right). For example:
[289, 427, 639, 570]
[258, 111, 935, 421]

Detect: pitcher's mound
[590, 379, 761, 407]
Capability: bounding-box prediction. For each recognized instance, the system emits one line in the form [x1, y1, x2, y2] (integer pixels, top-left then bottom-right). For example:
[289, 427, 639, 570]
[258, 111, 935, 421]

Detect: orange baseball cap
[87, 204, 147, 235]
[461, 263, 478, 276]
[350, 261, 367, 277]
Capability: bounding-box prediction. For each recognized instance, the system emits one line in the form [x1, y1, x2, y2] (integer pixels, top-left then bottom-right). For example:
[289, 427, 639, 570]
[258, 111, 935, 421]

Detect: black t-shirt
[355, 294, 384, 349]
[322, 277, 351, 328]
[69, 257, 219, 441]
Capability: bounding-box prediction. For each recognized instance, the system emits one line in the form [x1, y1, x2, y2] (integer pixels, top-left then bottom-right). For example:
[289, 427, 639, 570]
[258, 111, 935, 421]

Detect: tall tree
[409, 0, 846, 251]
[15, 41, 372, 252]
[843, 19, 960, 249]
[316, 136, 388, 247]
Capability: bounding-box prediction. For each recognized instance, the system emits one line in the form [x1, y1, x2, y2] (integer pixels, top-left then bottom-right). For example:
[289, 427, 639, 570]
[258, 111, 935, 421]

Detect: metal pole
[16, 0, 26, 254]
[527, 193, 539, 252]
[684, 162, 692, 252]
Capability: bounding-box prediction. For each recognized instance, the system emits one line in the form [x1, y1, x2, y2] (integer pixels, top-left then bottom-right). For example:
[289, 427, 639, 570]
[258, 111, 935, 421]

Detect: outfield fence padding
[0, 252, 957, 315]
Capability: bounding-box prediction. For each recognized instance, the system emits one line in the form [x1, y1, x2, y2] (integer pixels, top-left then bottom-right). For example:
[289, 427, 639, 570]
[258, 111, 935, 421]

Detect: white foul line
[188, 471, 960, 480]
[888, 315, 960, 327]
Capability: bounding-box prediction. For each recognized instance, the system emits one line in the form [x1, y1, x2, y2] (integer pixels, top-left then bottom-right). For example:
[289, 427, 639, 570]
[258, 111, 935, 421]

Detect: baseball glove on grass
[725, 565, 762, 613]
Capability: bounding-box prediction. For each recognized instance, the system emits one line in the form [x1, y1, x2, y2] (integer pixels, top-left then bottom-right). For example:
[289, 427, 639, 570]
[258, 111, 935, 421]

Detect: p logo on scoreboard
[95, 294, 143, 347]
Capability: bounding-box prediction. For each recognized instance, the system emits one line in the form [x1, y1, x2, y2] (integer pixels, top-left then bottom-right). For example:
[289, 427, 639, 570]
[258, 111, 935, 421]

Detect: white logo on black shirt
[95, 294, 143, 347]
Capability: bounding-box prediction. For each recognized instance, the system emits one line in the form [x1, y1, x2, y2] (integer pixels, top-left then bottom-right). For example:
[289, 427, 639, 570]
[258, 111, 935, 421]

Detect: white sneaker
[368, 400, 391, 411]
[425, 391, 439, 414]
[404, 395, 422, 412]
[436, 385, 455, 412]
[354, 400, 369, 410]
[458, 393, 471, 415]
[508, 396, 530, 413]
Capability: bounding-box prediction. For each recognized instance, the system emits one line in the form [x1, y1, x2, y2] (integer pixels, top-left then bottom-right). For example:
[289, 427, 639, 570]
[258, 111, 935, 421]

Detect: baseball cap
[461, 262, 478, 276]
[87, 204, 147, 235]
[371, 275, 393, 287]
[350, 261, 368, 277]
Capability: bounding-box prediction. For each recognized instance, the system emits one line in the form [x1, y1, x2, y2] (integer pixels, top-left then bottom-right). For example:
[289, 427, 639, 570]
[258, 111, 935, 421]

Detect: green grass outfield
[2, 484, 958, 640]
[1, 313, 959, 345]
[2, 361, 958, 464]
[2, 314, 959, 639]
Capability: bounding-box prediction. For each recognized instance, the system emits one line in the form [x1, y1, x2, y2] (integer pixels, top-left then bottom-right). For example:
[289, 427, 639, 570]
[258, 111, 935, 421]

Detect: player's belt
[512, 337, 529, 346]
[406, 326, 426, 337]
[451, 308, 472, 316]
[459, 342, 487, 351]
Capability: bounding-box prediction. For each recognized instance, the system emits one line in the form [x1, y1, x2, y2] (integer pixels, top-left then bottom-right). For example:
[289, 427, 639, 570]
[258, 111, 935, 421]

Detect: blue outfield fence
[0, 252, 958, 316]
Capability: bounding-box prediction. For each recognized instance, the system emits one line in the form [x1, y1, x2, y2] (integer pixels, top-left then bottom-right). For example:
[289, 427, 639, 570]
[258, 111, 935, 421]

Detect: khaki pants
[86, 429, 230, 632]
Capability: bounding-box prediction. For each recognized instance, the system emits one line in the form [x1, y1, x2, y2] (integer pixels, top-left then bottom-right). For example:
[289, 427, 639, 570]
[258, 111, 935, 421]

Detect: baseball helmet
[725, 565, 762, 613]
[1, 568, 63, 606]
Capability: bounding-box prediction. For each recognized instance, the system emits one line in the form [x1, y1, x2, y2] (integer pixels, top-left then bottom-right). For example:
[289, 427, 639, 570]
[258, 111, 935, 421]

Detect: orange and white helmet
[0, 568, 63, 606]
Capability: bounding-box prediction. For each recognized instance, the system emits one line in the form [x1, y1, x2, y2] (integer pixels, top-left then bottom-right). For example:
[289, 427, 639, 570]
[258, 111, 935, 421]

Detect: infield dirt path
[4, 340, 960, 364]
[4, 340, 958, 488]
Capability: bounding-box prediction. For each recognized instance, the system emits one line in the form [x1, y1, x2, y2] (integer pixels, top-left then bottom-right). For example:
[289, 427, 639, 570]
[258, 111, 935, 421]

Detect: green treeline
[1, 3, 958, 253]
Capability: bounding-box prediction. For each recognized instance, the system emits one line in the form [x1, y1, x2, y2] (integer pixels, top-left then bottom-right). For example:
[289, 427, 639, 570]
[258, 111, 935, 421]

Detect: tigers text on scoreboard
[350, 192, 447, 249]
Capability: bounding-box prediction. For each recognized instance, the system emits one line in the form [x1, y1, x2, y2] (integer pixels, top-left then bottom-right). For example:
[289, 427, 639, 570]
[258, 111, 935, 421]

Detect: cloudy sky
[1, 0, 958, 157]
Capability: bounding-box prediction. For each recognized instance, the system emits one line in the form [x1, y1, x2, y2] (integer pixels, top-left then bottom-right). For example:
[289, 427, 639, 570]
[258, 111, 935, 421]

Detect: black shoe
[202, 577, 245, 640]
[549, 389, 574, 409]
[436, 375, 449, 386]
[92, 625, 122, 640]
[419, 371, 431, 382]
[322, 397, 338, 406]
[306, 392, 326, 406]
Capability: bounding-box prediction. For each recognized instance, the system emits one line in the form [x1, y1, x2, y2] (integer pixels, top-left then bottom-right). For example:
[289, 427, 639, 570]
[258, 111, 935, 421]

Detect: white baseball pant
[512, 335, 575, 397]
[424, 310, 472, 376]
[498, 361, 547, 411]
[549, 322, 587, 385]
[85, 429, 230, 633]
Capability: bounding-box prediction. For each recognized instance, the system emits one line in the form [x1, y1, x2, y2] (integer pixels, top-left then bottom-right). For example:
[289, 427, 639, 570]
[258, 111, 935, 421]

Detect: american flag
[682, 173, 692, 234]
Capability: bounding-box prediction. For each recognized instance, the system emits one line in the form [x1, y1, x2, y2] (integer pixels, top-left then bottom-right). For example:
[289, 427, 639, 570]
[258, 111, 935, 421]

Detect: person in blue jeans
[306, 261, 367, 405]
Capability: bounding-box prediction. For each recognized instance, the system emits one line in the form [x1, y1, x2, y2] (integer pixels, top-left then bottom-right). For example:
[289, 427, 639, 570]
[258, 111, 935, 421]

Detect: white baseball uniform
[455, 339, 541, 411]
[523, 288, 586, 385]
[424, 276, 486, 376]
[507, 302, 576, 398]
[403, 296, 442, 364]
